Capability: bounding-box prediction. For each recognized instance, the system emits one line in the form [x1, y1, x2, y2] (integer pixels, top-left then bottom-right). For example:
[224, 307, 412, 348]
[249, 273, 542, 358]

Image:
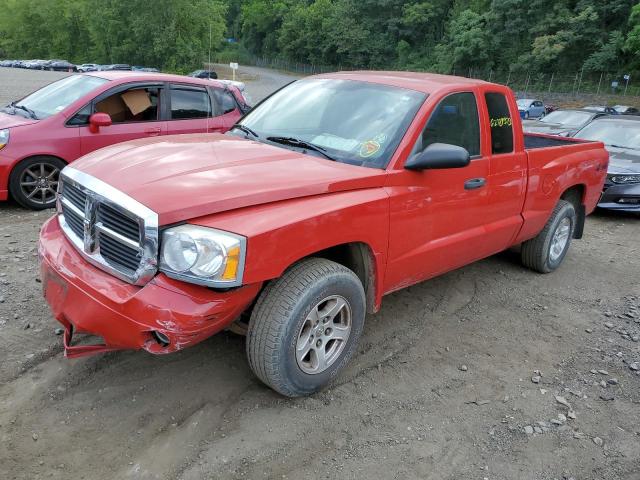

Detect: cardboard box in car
[121, 89, 151, 116]
[96, 95, 127, 122]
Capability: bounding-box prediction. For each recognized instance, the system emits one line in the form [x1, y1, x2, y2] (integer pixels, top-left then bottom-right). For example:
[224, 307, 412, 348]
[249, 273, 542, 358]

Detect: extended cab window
[170, 87, 210, 119]
[485, 92, 514, 154]
[417, 92, 480, 156]
[94, 86, 160, 123]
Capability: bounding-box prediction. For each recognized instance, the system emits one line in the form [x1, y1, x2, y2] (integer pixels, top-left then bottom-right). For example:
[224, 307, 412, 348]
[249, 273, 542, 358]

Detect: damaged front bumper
[39, 216, 261, 358]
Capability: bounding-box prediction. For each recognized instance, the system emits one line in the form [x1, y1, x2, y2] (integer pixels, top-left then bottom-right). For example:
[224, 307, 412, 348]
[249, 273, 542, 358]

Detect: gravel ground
[1, 66, 639, 480]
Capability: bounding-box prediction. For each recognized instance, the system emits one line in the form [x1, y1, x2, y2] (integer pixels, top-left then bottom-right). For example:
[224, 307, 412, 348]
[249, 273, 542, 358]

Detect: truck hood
[522, 120, 577, 136]
[71, 134, 387, 225]
[0, 111, 39, 129]
[605, 145, 640, 174]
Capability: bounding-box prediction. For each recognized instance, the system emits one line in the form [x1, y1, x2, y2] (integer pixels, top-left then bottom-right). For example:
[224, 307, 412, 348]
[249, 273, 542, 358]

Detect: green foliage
[0, 0, 227, 71]
[0, 0, 637, 76]
[234, 0, 639, 75]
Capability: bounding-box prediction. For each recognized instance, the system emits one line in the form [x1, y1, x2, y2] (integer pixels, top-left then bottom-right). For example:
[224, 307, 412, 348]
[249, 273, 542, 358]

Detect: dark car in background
[583, 105, 618, 115]
[613, 105, 640, 116]
[46, 60, 77, 72]
[522, 109, 607, 137]
[101, 64, 132, 71]
[574, 116, 640, 212]
[188, 69, 218, 79]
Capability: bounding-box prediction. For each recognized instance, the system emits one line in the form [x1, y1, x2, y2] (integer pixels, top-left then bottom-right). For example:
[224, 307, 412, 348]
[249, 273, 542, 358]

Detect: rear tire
[246, 258, 366, 397]
[521, 200, 576, 273]
[9, 156, 65, 210]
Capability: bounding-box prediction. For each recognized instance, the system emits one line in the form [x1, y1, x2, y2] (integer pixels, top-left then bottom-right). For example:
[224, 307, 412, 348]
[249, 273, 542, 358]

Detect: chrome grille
[57, 167, 159, 285]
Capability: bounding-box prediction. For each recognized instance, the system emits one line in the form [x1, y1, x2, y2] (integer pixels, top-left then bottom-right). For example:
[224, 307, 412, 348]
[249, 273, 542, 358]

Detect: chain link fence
[219, 54, 639, 103]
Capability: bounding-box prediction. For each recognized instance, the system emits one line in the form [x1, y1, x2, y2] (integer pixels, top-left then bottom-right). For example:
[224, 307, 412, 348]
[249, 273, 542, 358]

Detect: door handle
[144, 127, 162, 136]
[464, 178, 486, 190]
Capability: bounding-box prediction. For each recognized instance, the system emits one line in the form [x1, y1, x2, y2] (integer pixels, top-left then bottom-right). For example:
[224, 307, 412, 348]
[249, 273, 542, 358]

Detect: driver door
[384, 91, 491, 293]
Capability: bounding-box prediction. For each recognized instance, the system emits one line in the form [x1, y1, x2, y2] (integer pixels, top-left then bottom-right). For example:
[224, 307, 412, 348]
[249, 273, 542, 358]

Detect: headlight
[608, 174, 640, 184]
[159, 225, 246, 287]
[0, 129, 9, 150]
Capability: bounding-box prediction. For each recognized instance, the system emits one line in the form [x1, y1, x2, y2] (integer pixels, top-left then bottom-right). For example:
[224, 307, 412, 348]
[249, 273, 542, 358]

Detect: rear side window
[170, 87, 210, 119]
[214, 89, 238, 115]
[485, 93, 514, 154]
[418, 92, 480, 156]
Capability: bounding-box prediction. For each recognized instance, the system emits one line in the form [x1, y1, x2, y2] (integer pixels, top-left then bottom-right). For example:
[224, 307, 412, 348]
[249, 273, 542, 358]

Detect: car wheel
[246, 258, 366, 397]
[524, 111, 530, 119]
[521, 200, 576, 273]
[539, 111, 545, 118]
[9, 156, 65, 210]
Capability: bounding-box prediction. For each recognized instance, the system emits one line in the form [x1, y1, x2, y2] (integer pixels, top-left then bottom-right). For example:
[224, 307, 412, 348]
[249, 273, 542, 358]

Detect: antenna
[208, 22, 212, 79]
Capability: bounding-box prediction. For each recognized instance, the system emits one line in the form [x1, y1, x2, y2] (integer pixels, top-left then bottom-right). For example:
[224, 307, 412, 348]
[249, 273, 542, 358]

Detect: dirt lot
[1, 66, 639, 480]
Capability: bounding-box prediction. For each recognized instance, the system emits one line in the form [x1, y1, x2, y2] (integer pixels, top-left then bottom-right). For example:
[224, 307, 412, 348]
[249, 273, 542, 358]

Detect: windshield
[235, 79, 426, 168]
[540, 110, 592, 125]
[11, 75, 108, 119]
[517, 99, 532, 107]
[576, 121, 640, 150]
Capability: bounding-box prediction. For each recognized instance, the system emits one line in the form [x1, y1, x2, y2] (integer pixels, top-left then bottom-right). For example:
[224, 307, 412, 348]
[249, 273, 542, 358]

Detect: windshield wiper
[608, 143, 639, 150]
[231, 124, 259, 138]
[266, 136, 336, 161]
[10, 102, 38, 120]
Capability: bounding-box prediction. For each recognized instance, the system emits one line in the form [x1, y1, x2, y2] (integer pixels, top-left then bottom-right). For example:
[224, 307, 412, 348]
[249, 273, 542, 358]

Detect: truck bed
[524, 133, 586, 149]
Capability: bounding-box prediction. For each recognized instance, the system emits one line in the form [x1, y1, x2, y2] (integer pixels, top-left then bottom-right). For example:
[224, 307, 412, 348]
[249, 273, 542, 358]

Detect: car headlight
[0, 129, 9, 150]
[159, 225, 246, 287]
[608, 174, 640, 185]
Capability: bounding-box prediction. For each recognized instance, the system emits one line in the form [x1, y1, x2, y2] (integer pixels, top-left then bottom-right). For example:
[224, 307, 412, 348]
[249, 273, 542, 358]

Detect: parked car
[24, 59, 48, 70]
[101, 64, 132, 71]
[39, 72, 608, 397]
[573, 116, 640, 212]
[189, 69, 218, 79]
[46, 60, 77, 72]
[522, 109, 607, 137]
[612, 105, 640, 116]
[77, 63, 99, 73]
[582, 105, 617, 115]
[0, 60, 15, 67]
[517, 98, 545, 119]
[132, 66, 159, 72]
[0, 72, 249, 209]
[544, 103, 558, 115]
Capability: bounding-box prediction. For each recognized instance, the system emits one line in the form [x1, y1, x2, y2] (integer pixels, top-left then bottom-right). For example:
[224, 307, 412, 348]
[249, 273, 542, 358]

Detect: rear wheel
[246, 258, 366, 397]
[9, 156, 65, 210]
[521, 200, 576, 273]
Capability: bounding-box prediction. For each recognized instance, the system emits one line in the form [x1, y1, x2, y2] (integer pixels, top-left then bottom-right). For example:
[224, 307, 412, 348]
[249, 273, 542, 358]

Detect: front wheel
[524, 111, 530, 119]
[246, 258, 366, 397]
[9, 156, 65, 210]
[521, 200, 576, 273]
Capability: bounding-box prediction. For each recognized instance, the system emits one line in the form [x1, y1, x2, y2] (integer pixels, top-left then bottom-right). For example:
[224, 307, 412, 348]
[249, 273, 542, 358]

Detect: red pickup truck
[39, 72, 608, 397]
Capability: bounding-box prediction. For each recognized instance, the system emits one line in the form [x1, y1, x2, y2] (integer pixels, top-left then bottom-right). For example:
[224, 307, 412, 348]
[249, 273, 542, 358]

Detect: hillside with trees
[0, 0, 639, 77]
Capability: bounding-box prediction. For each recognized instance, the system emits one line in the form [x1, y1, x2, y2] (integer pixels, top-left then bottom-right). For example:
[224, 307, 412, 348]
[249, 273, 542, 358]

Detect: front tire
[246, 258, 366, 397]
[9, 156, 65, 210]
[521, 200, 576, 273]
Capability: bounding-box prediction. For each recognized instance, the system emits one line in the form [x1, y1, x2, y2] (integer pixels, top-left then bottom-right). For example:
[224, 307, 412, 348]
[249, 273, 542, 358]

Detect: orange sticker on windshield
[359, 140, 381, 158]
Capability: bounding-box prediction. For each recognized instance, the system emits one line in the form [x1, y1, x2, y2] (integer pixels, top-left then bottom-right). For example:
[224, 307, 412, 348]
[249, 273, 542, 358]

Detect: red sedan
[0, 71, 248, 209]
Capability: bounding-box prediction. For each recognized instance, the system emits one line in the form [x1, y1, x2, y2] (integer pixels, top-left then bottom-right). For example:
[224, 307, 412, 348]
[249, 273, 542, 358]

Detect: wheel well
[560, 184, 585, 239]
[306, 242, 377, 314]
[8, 155, 67, 199]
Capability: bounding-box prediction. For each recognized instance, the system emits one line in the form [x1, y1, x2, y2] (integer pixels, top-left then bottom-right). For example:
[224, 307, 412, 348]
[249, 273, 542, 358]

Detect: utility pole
[208, 22, 212, 78]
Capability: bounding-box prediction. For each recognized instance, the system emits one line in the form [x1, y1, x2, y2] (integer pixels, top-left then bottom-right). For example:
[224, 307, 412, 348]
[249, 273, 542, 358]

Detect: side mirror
[89, 112, 112, 133]
[404, 143, 471, 170]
